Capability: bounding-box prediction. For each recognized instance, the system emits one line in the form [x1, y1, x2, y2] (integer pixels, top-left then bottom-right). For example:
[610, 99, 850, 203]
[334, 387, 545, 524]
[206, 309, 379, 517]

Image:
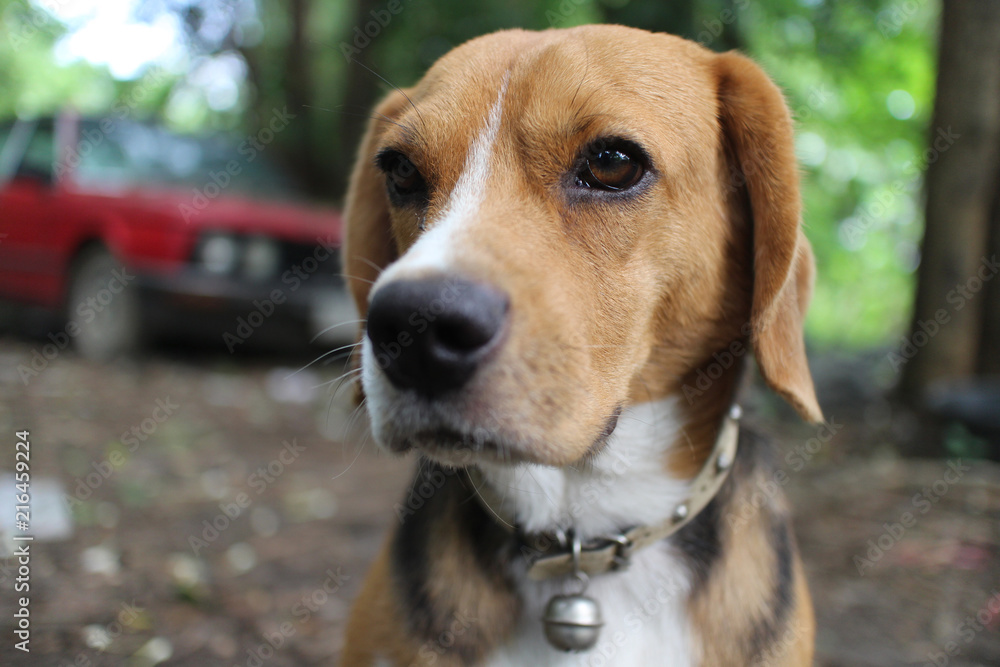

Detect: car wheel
[67, 247, 142, 360]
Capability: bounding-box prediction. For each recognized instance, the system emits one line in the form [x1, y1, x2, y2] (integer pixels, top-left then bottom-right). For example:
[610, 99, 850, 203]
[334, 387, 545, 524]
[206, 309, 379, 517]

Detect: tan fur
[341, 24, 820, 665]
[341, 543, 426, 666]
[688, 463, 815, 665]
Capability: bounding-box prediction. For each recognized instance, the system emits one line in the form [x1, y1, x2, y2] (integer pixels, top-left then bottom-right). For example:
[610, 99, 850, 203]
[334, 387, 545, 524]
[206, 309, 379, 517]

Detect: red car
[0, 114, 354, 359]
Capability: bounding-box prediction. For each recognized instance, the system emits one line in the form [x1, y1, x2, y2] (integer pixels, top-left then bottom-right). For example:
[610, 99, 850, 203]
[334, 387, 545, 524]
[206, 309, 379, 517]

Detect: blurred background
[0, 0, 998, 665]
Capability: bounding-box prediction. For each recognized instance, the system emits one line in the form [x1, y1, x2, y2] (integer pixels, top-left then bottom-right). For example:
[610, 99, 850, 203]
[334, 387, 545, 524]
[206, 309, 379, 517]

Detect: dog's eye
[575, 140, 647, 192]
[377, 150, 428, 205]
[581, 148, 643, 191]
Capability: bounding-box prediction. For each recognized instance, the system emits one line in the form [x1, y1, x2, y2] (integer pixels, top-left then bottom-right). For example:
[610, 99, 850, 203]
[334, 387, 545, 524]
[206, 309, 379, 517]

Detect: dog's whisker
[348, 58, 427, 135]
[345, 398, 370, 435]
[301, 105, 414, 132]
[313, 375, 358, 393]
[615, 414, 652, 425]
[310, 319, 367, 343]
[468, 471, 515, 530]
[285, 342, 361, 378]
[340, 273, 378, 285]
[334, 396, 369, 458]
[313, 349, 363, 369]
[331, 433, 368, 481]
[315, 367, 362, 393]
[355, 255, 386, 276]
[307, 38, 425, 133]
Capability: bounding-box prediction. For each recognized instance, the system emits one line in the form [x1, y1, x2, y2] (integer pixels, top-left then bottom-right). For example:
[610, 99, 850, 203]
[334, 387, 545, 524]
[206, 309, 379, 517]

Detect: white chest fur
[476, 398, 697, 667]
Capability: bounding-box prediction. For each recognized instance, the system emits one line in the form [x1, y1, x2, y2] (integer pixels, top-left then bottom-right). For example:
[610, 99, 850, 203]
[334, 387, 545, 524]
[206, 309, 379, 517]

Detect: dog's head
[343, 25, 821, 468]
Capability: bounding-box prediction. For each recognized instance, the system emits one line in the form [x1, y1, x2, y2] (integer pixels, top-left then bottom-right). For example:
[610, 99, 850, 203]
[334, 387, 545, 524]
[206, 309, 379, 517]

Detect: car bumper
[136, 270, 357, 349]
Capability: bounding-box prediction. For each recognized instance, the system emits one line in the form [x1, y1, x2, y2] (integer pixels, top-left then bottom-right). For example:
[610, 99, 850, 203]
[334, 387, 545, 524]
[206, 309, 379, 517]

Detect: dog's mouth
[381, 406, 624, 468]
[390, 425, 529, 466]
[590, 405, 623, 456]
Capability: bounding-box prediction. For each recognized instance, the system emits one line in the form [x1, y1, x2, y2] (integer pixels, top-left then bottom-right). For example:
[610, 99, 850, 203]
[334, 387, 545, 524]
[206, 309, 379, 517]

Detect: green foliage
[0, 0, 939, 348]
[737, 0, 937, 347]
[0, 0, 177, 119]
[366, 0, 602, 86]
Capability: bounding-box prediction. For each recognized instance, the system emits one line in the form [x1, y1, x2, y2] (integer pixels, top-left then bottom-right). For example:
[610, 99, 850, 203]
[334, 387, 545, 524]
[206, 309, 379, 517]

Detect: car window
[0, 122, 15, 181]
[17, 119, 55, 182]
[71, 119, 300, 200]
[71, 124, 135, 185]
[0, 119, 53, 186]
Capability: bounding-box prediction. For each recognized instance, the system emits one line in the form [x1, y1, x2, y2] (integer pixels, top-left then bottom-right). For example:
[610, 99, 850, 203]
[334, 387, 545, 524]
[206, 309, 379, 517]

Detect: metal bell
[542, 593, 603, 652]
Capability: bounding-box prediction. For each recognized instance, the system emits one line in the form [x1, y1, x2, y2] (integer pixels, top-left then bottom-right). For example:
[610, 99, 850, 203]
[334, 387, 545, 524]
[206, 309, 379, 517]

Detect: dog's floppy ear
[342, 90, 410, 319]
[715, 52, 823, 423]
[342, 91, 411, 404]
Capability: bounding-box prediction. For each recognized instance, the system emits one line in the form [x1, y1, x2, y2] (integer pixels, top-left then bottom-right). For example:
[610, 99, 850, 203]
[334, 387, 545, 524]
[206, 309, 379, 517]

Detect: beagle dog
[340, 25, 822, 666]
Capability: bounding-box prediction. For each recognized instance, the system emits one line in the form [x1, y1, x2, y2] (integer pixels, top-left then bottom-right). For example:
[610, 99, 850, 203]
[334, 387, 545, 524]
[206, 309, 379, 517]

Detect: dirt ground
[0, 336, 998, 666]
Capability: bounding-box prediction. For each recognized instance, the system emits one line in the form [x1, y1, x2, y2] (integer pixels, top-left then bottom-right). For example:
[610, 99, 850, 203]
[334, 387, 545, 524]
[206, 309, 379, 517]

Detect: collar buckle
[607, 534, 634, 571]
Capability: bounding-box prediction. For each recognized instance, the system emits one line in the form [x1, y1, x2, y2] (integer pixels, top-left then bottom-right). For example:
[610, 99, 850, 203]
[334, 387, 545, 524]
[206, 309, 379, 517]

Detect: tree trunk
[977, 184, 1000, 375]
[334, 0, 385, 200]
[282, 0, 329, 195]
[602, 0, 743, 52]
[900, 0, 1000, 401]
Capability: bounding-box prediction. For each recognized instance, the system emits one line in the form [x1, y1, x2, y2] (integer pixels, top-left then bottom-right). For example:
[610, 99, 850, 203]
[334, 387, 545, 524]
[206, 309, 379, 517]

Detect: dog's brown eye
[377, 150, 428, 205]
[582, 149, 643, 191]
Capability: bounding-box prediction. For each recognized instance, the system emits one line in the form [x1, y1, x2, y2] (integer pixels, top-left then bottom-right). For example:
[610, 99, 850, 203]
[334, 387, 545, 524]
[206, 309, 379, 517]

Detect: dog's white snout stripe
[372, 76, 510, 293]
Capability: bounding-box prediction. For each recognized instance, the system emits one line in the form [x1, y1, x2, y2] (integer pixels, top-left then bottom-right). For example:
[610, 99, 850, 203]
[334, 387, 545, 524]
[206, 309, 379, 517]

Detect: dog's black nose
[366, 276, 509, 396]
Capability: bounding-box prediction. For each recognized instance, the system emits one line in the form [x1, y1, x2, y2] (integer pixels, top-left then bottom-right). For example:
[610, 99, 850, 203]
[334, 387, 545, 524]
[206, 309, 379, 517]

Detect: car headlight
[243, 237, 280, 281]
[199, 233, 240, 274]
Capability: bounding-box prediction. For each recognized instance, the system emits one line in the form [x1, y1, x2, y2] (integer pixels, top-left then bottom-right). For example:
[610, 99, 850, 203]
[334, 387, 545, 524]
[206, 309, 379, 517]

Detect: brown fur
[687, 436, 815, 665]
[341, 24, 820, 665]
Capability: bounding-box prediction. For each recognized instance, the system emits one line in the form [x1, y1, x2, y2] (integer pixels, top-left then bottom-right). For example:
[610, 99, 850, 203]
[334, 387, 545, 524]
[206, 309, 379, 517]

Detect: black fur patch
[748, 517, 796, 660]
[673, 492, 722, 588]
[673, 428, 762, 590]
[392, 461, 442, 637]
[391, 460, 517, 664]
